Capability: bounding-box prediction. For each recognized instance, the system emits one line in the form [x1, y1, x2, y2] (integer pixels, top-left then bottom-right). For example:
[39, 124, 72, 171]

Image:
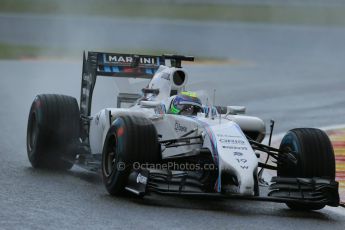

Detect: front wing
[125, 169, 339, 207]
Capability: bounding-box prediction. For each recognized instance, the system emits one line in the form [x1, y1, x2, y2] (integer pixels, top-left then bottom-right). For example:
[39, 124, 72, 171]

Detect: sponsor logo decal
[83, 73, 92, 82]
[175, 121, 187, 133]
[233, 152, 249, 170]
[136, 173, 148, 184]
[219, 139, 245, 145]
[106, 55, 156, 65]
[222, 146, 248, 150]
[234, 152, 243, 156]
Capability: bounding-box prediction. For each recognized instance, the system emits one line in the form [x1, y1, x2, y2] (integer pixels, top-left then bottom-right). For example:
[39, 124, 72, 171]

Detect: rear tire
[278, 128, 335, 210]
[102, 115, 161, 196]
[27, 94, 80, 170]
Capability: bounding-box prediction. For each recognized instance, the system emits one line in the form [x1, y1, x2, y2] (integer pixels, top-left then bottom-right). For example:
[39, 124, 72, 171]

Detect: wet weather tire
[27, 94, 80, 170]
[102, 115, 160, 196]
[278, 128, 335, 210]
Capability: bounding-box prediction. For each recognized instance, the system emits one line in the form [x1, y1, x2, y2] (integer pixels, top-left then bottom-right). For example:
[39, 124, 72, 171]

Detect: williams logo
[136, 173, 148, 184]
[175, 121, 187, 133]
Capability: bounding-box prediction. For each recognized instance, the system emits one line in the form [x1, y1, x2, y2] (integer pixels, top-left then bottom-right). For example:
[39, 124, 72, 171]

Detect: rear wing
[87, 52, 164, 79]
[80, 51, 194, 139]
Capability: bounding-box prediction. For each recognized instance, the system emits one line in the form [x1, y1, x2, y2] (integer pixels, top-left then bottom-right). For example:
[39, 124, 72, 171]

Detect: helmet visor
[170, 94, 203, 115]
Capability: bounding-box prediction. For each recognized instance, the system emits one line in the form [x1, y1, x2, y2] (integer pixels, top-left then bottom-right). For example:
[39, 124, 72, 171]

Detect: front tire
[102, 115, 161, 196]
[27, 94, 80, 170]
[278, 128, 335, 210]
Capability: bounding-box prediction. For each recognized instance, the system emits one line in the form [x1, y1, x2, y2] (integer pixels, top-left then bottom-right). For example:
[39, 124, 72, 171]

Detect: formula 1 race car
[26, 51, 339, 210]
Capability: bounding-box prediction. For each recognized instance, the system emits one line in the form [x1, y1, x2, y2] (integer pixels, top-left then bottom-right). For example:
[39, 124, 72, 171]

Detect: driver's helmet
[169, 91, 202, 116]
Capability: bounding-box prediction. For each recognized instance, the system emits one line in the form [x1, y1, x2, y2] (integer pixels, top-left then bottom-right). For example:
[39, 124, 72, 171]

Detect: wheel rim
[28, 113, 38, 152]
[103, 135, 118, 177]
[279, 139, 300, 177]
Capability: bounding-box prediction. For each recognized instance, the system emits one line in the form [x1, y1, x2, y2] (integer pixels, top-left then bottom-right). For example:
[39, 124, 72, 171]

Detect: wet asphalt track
[1, 13, 345, 230]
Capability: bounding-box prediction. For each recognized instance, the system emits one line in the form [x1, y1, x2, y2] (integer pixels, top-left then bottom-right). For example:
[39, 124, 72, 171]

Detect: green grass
[0, 43, 89, 59]
[0, 43, 43, 59]
[1, 0, 345, 26]
[0, 43, 234, 63]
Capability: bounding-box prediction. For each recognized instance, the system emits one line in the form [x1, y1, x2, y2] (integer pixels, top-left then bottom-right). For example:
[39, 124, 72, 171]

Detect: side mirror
[226, 106, 246, 115]
[140, 100, 161, 108]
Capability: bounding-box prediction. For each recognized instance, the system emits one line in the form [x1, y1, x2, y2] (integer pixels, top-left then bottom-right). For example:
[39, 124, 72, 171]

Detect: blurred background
[2, 0, 345, 59]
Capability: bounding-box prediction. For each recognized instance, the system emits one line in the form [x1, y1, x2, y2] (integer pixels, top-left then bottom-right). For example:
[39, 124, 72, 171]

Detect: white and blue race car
[26, 52, 339, 210]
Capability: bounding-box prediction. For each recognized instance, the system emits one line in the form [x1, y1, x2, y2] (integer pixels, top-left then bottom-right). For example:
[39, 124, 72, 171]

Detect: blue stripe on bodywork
[145, 68, 154, 74]
[104, 66, 111, 72]
[112, 66, 120, 72]
[190, 117, 221, 192]
[204, 125, 218, 163]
